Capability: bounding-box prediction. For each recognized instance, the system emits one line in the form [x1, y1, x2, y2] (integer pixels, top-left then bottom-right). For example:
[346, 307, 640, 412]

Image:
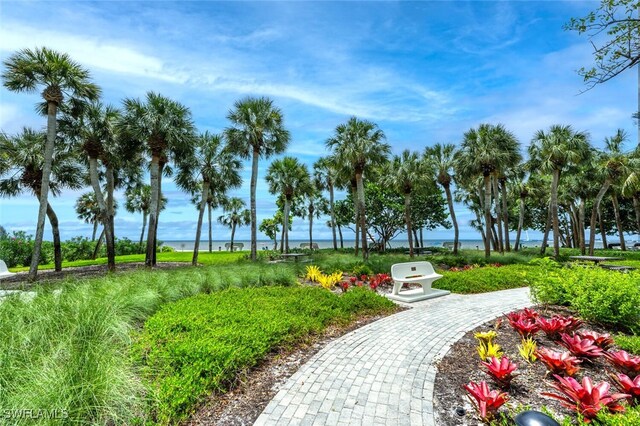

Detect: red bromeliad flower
[463, 380, 509, 421]
[521, 308, 539, 321]
[536, 316, 580, 340]
[535, 348, 582, 376]
[505, 313, 539, 338]
[340, 282, 349, 292]
[576, 331, 614, 350]
[604, 350, 640, 377]
[360, 274, 369, 282]
[542, 375, 629, 422]
[611, 373, 640, 406]
[481, 356, 518, 388]
[560, 334, 603, 358]
[349, 276, 357, 284]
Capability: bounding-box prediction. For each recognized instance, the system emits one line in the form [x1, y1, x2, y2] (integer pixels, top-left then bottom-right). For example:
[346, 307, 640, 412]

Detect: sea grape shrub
[605, 350, 640, 378]
[611, 373, 640, 406]
[481, 356, 518, 388]
[542, 375, 629, 422]
[560, 334, 604, 358]
[536, 315, 583, 340]
[535, 348, 581, 376]
[463, 380, 509, 422]
[0, 231, 49, 267]
[576, 331, 614, 350]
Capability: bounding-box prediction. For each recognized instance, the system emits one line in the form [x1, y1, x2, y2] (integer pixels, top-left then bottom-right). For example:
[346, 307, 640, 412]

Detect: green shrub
[613, 334, 640, 355]
[135, 286, 394, 424]
[0, 231, 49, 267]
[115, 237, 144, 255]
[438, 264, 534, 294]
[351, 263, 373, 277]
[61, 236, 96, 261]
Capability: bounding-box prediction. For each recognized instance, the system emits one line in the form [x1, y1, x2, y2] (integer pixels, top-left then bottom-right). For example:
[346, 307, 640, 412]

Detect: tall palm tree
[2, 47, 100, 279]
[218, 197, 250, 251]
[120, 92, 196, 266]
[313, 156, 339, 251]
[75, 192, 101, 241]
[384, 150, 430, 257]
[296, 184, 328, 250]
[495, 137, 523, 252]
[456, 124, 518, 258]
[225, 97, 290, 261]
[621, 148, 640, 236]
[0, 128, 83, 271]
[265, 157, 311, 253]
[176, 132, 242, 265]
[425, 143, 460, 255]
[327, 117, 390, 260]
[124, 184, 167, 250]
[529, 125, 590, 257]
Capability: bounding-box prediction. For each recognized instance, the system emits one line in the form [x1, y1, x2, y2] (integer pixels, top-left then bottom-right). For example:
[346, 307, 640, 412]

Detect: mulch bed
[434, 305, 619, 425]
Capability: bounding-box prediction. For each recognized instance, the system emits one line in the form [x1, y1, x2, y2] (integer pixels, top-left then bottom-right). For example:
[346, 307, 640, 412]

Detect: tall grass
[0, 263, 297, 425]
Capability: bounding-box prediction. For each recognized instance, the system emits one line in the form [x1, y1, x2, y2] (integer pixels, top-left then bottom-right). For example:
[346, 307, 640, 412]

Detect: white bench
[442, 241, 461, 250]
[300, 243, 319, 250]
[388, 261, 450, 303]
[224, 243, 244, 252]
[0, 260, 15, 280]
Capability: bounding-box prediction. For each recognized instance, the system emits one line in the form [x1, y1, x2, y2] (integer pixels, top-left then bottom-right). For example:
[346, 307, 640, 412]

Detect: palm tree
[297, 185, 328, 250]
[176, 132, 242, 265]
[2, 47, 100, 279]
[0, 128, 83, 271]
[124, 184, 167, 250]
[384, 150, 430, 257]
[75, 192, 101, 241]
[529, 125, 590, 257]
[327, 117, 390, 260]
[225, 97, 290, 261]
[120, 92, 196, 266]
[622, 148, 640, 236]
[456, 124, 519, 258]
[313, 156, 339, 251]
[425, 143, 460, 255]
[218, 197, 250, 251]
[265, 157, 311, 253]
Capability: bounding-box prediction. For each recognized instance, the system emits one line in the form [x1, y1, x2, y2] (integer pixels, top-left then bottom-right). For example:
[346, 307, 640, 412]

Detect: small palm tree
[176, 132, 242, 265]
[2, 47, 100, 279]
[296, 185, 328, 250]
[529, 125, 591, 257]
[225, 97, 290, 260]
[124, 184, 167, 250]
[265, 157, 311, 253]
[384, 150, 430, 257]
[218, 197, 250, 251]
[314, 156, 339, 251]
[327, 117, 390, 260]
[75, 192, 101, 241]
[0, 128, 84, 271]
[425, 143, 460, 254]
[120, 92, 196, 266]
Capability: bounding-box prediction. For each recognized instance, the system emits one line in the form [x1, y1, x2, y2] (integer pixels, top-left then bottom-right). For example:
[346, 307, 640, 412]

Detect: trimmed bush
[438, 264, 534, 294]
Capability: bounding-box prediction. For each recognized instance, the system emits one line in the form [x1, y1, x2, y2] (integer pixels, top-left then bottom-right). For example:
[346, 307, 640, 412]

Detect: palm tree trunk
[500, 179, 511, 252]
[579, 199, 586, 255]
[599, 207, 608, 249]
[45, 203, 62, 272]
[420, 228, 424, 248]
[492, 176, 504, 253]
[356, 172, 368, 260]
[28, 101, 57, 281]
[541, 207, 552, 255]
[483, 174, 492, 258]
[611, 194, 626, 250]
[491, 221, 499, 251]
[105, 166, 116, 272]
[589, 182, 610, 255]
[633, 195, 640, 235]
[443, 183, 459, 255]
[146, 156, 160, 266]
[192, 181, 209, 266]
[92, 221, 98, 242]
[152, 163, 164, 266]
[284, 198, 291, 254]
[338, 224, 344, 249]
[404, 192, 414, 257]
[352, 183, 359, 256]
[92, 228, 105, 260]
[413, 229, 419, 248]
[329, 184, 337, 251]
[139, 212, 147, 252]
[88, 157, 115, 271]
[514, 196, 525, 252]
[230, 222, 237, 251]
[551, 169, 561, 257]
[208, 203, 213, 253]
[309, 205, 314, 249]
[249, 148, 259, 261]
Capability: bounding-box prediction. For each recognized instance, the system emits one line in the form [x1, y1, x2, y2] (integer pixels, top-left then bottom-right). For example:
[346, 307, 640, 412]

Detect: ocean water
[162, 239, 588, 251]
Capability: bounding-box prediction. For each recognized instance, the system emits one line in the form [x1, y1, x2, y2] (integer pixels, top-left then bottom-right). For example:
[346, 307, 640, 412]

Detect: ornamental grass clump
[463, 380, 509, 422]
[542, 375, 629, 422]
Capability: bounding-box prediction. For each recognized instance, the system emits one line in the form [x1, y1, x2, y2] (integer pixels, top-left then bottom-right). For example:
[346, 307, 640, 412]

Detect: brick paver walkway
[254, 287, 531, 426]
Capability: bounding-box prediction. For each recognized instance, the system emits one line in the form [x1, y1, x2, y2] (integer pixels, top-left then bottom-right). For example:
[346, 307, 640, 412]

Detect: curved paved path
[254, 287, 531, 426]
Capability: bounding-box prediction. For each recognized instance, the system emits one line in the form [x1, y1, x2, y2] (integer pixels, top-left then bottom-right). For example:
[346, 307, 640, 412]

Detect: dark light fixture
[514, 411, 560, 426]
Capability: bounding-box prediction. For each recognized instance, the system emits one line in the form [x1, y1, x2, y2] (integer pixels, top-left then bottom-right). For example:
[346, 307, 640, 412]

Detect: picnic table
[280, 253, 310, 263]
[568, 255, 622, 265]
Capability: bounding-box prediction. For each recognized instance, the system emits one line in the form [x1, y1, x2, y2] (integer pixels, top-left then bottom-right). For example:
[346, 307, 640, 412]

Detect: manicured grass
[134, 286, 396, 424]
[8, 251, 245, 272]
[438, 264, 534, 293]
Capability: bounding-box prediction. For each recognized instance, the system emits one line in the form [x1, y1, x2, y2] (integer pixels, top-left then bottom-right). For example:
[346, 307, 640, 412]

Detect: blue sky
[0, 1, 636, 243]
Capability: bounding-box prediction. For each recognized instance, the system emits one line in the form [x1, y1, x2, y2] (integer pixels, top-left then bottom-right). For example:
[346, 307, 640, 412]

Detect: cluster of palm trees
[2, 47, 639, 281]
